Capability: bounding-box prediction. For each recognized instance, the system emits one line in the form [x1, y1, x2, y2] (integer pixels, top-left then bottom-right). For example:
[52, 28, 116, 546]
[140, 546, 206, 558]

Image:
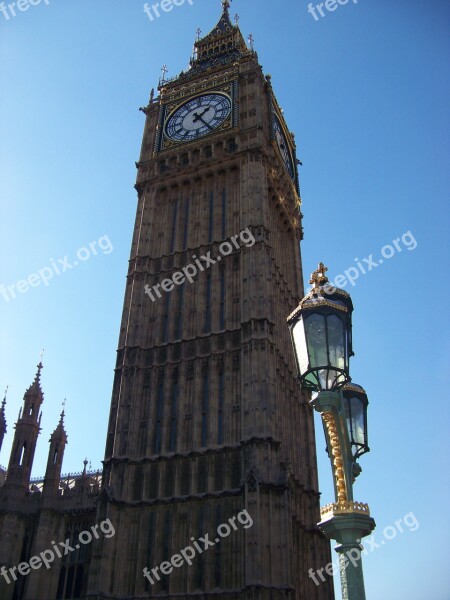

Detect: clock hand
[193, 107, 211, 122]
[197, 116, 214, 130]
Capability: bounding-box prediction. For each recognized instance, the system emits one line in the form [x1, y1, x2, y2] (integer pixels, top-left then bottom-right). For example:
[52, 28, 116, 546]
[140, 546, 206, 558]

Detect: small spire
[60, 398, 66, 422]
[0, 387, 7, 434]
[25, 360, 44, 399]
[222, 0, 231, 13]
[196, 27, 201, 41]
[234, 13, 239, 25]
[309, 263, 329, 289]
[50, 400, 67, 441]
[159, 64, 169, 87]
[248, 33, 255, 51]
[35, 361, 43, 382]
[36, 349, 44, 381]
[83, 458, 88, 475]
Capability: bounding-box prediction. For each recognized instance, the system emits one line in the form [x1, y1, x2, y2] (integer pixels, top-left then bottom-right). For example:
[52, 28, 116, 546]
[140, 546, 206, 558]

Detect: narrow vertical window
[183, 197, 190, 250]
[175, 283, 184, 340]
[19, 442, 26, 466]
[218, 371, 224, 445]
[73, 566, 83, 597]
[154, 380, 164, 453]
[56, 566, 66, 599]
[162, 293, 171, 343]
[170, 199, 179, 253]
[66, 566, 75, 598]
[208, 191, 214, 243]
[221, 189, 226, 239]
[214, 504, 223, 587]
[162, 511, 171, 592]
[196, 506, 205, 589]
[169, 379, 179, 452]
[201, 370, 209, 447]
[180, 460, 191, 495]
[144, 512, 155, 591]
[204, 274, 211, 334]
[164, 462, 174, 497]
[219, 267, 225, 330]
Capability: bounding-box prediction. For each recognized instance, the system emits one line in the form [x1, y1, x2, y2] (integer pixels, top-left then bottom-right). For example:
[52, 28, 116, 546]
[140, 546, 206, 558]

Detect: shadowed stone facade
[0, 3, 334, 599]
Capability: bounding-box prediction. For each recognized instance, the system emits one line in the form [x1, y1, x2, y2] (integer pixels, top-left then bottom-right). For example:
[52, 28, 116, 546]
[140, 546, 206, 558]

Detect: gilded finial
[309, 262, 329, 289]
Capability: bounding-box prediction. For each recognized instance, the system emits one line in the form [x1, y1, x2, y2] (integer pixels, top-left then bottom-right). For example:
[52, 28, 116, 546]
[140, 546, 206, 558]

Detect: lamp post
[287, 263, 375, 600]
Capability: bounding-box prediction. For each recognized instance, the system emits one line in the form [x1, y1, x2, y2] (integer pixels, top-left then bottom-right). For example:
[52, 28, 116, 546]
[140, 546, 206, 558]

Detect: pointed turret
[23, 361, 44, 415]
[43, 405, 67, 499]
[0, 388, 7, 454]
[6, 362, 44, 491]
[186, 0, 252, 78]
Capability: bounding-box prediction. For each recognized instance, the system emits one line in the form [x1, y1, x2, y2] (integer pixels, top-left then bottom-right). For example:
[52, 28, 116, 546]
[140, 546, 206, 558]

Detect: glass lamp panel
[326, 314, 346, 371]
[318, 368, 329, 390]
[305, 371, 318, 389]
[343, 398, 354, 447]
[292, 318, 309, 377]
[351, 397, 365, 446]
[327, 368, 345, 390]
[305, 314, 327, 368]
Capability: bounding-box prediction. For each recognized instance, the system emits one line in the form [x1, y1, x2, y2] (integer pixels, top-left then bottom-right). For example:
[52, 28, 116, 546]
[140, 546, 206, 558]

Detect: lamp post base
[318, 510, 375, 600]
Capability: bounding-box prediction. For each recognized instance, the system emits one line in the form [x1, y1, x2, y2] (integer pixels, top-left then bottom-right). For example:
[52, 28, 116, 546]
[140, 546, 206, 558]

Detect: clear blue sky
[1, 1, 449, 598]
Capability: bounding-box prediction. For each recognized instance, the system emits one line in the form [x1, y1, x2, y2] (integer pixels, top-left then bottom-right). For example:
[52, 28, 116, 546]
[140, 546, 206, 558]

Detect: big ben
[87, 2, 334, 599]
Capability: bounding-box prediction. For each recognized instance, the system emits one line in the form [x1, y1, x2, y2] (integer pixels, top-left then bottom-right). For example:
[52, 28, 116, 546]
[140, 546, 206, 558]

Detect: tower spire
[43, 399, 67, 500]
[185, 0, 248, 77]
[0, 386, 7, 453]
[6, 362, 45, 490]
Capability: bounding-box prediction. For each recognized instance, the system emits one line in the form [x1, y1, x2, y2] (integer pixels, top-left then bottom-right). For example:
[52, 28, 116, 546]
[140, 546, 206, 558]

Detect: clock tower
[87, 2, 334, 599]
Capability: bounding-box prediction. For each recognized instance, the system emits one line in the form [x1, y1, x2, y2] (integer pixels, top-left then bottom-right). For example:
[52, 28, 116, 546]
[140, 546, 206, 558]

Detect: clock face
[165, 93, 232, 142]
[273, 115, 295, 180]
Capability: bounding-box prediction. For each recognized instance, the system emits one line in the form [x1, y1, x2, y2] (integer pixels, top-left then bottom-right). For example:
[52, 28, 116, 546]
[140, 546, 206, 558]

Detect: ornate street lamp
[287, 263, 375, 600]
[287, 262, 354, 392]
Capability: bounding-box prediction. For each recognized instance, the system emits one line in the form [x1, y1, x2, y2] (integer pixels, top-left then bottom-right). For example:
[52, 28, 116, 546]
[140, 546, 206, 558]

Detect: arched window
[19, 442, 26, 466]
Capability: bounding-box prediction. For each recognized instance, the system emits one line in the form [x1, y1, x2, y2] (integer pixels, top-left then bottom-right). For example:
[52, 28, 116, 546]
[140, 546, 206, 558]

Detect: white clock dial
[273, 115, 295, 180]
[165, 93, 232, 142]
